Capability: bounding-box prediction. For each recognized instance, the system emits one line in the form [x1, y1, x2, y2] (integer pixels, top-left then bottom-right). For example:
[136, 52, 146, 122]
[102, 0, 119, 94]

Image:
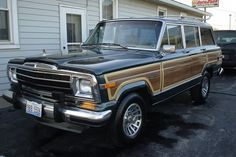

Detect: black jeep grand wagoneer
[4, 18, 223, 146]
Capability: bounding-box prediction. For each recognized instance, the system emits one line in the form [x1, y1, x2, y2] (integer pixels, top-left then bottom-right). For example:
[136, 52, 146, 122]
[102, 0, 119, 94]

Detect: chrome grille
[16, 68, 72, 92]
[22, 86, 77, 105]
[22, 86, 58, 103]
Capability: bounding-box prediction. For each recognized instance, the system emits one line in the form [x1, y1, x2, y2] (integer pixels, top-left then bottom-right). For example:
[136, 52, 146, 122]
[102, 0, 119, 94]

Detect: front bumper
[3, 90, 113, 130]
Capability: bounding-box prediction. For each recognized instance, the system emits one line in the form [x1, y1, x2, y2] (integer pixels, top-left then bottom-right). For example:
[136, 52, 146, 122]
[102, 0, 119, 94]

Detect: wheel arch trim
[114, 80, 153, 102]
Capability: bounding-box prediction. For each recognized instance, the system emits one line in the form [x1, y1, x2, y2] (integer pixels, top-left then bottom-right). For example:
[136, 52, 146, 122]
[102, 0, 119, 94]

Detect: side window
[161, 25, 183, 49]
[161, 27, 168, 46]
[200, 28, 215, 45]
[184, 26, 200, 48]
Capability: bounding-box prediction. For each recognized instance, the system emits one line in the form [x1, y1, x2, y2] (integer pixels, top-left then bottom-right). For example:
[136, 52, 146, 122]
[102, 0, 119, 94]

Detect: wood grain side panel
[164, 57, 191, 68]
[208, 51, 220, 63]
[191, 54, 207, 76]
[163, 58, 192, 89]
[105, 64, 161, 100]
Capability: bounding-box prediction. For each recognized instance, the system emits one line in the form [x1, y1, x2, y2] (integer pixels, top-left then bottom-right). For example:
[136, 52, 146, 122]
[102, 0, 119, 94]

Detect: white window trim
[0, 0, 19, 49]
[99, 0, 118, 21]
[180, 12, 187, 17]
[157, 6, 167, 17]
[59, 5, 87, 54]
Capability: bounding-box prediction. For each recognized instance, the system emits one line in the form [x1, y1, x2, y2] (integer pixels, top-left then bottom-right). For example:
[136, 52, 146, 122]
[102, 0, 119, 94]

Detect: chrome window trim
[181, 24, 186, 49]
[156, 21, 166, 51]
[198, 26, 203, 46]
[86, 20, 164, 52]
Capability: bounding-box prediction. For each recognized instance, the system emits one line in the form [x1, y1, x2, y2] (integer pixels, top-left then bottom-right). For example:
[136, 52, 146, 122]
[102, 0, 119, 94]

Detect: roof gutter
[149, 0, 212, 17]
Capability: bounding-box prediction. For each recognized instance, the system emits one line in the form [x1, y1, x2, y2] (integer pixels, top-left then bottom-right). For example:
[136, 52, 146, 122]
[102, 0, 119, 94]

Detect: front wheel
[111, 93, 146, 146]
[191, 71, 210, 105]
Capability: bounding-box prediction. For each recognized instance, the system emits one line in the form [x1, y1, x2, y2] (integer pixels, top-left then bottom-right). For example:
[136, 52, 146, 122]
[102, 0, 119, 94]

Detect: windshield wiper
[98, 43, 128, 49]
[82, 43, 128, 49]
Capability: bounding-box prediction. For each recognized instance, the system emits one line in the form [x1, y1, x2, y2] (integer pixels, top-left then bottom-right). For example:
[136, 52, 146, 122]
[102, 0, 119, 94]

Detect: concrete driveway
[0, 70, 236, 157]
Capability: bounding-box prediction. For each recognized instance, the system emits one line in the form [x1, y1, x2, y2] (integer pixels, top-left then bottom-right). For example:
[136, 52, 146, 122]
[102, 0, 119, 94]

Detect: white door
[60, 6, 87, 54]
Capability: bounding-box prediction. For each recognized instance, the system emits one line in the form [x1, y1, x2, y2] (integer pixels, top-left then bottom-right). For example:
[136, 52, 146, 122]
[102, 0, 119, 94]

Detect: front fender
[115, 81, 152, 102]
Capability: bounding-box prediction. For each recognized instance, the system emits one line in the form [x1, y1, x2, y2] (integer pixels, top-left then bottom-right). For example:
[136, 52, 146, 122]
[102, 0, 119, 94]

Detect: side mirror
[162, 45, 176, 53]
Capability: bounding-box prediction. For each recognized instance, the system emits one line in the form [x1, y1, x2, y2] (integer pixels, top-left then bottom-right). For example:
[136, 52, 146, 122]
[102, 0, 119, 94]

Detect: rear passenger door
[160, 24, 192, 91]
[200, 27, 220, 66]
[183, 25, 207, 77]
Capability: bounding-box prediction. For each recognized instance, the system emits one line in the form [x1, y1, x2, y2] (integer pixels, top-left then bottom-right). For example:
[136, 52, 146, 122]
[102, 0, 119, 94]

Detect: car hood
[10, 48, 158, 75]
[218, 43, 236, 49]
[218, 43, 236, 53]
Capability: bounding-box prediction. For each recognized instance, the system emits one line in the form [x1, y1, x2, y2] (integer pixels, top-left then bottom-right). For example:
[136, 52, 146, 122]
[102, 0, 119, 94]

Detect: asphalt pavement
[0, 69, 236, 157]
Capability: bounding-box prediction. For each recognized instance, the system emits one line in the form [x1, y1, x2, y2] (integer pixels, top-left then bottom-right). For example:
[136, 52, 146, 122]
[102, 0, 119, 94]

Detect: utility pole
[204, 7, 206, 23]
[229, 14, 232, 30]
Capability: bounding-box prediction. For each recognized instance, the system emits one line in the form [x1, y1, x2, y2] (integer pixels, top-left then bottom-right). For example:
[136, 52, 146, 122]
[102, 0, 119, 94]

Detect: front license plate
[26, 100, 42, 117]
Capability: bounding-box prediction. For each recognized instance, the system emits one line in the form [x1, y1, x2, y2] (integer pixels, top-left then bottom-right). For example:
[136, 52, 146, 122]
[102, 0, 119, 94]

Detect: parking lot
[0, 69, 236, 157]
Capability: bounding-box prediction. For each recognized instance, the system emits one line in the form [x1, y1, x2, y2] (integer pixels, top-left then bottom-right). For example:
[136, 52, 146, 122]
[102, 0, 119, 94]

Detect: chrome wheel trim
[122, 103, 142, 139]
[202, 76, 209, 98]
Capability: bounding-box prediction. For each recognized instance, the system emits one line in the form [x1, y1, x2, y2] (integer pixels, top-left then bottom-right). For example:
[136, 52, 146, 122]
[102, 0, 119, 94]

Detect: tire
[191, 71, 210, 105]
[111, 93, 146, 147]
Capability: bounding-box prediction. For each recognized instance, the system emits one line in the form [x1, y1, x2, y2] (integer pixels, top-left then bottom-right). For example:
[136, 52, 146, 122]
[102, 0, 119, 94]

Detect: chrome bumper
[3, 90, 112, 124]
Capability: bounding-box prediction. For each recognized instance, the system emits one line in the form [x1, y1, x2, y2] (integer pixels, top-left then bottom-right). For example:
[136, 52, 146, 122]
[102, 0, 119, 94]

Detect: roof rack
[145, 15, 211, 22]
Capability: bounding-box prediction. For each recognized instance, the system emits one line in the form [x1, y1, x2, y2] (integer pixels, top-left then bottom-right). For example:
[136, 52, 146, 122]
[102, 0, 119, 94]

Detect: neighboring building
[0, 0, 210, 95]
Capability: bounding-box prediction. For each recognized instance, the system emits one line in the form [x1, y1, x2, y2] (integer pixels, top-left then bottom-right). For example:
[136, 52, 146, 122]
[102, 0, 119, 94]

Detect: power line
[213, 8, 236, 14]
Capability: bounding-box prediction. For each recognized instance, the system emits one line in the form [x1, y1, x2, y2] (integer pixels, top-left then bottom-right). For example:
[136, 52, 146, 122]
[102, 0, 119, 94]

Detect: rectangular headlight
[73, 78, 93, 99]
[71, 74, 100, 102]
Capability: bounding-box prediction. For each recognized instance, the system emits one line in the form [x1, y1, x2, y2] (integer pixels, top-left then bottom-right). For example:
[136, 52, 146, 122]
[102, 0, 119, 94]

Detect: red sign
[192, 0, 219, 8]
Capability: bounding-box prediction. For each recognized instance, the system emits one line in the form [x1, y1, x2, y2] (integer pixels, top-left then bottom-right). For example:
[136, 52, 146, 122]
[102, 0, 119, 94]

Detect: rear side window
[161, 25, 183, 49]
[200, 28, 215, 45]
[184, 26, 200, 48]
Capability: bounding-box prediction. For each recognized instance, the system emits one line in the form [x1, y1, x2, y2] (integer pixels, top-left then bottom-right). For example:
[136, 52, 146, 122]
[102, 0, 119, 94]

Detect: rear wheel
[111, 93, 146, 146]
[191, 71, 210, 105]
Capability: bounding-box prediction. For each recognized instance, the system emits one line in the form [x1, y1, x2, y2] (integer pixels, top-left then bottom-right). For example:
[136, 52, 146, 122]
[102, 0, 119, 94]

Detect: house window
[0, 0, 9, 41]
[100, 0, 118, 20]
[0, 0, 19, 49]
[180, 12, 187, 17]
[157, 7, 167, 18]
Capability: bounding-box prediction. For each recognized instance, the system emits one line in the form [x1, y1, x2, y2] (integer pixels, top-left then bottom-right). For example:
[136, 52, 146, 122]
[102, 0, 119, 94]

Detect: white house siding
[118, 0, 202, 18]
[0, 0, 100, 95]
[118, 0, 157, 18]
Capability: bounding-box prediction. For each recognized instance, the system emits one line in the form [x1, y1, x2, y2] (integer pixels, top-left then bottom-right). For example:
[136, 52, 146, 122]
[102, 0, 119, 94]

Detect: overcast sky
[176, 0, 236, 30]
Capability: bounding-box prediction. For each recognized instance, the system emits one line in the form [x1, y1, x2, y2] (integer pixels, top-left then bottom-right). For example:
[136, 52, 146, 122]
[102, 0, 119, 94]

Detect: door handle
[184, 51, 190, 54]
[201, 48, 206, 51]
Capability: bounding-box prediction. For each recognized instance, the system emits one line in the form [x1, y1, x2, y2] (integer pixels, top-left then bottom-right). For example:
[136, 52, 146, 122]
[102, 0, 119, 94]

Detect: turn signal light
[80, 102, 96, 110]
[104, 82, 117, 89]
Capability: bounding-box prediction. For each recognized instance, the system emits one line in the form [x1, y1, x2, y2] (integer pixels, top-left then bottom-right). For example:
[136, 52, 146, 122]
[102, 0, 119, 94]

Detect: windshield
[215, 31, 236, 44]
[85, 20, 162, 49]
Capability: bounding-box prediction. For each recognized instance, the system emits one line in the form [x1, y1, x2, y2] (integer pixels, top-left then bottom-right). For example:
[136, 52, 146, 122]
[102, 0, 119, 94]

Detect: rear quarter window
[200, 28, 215, 45]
